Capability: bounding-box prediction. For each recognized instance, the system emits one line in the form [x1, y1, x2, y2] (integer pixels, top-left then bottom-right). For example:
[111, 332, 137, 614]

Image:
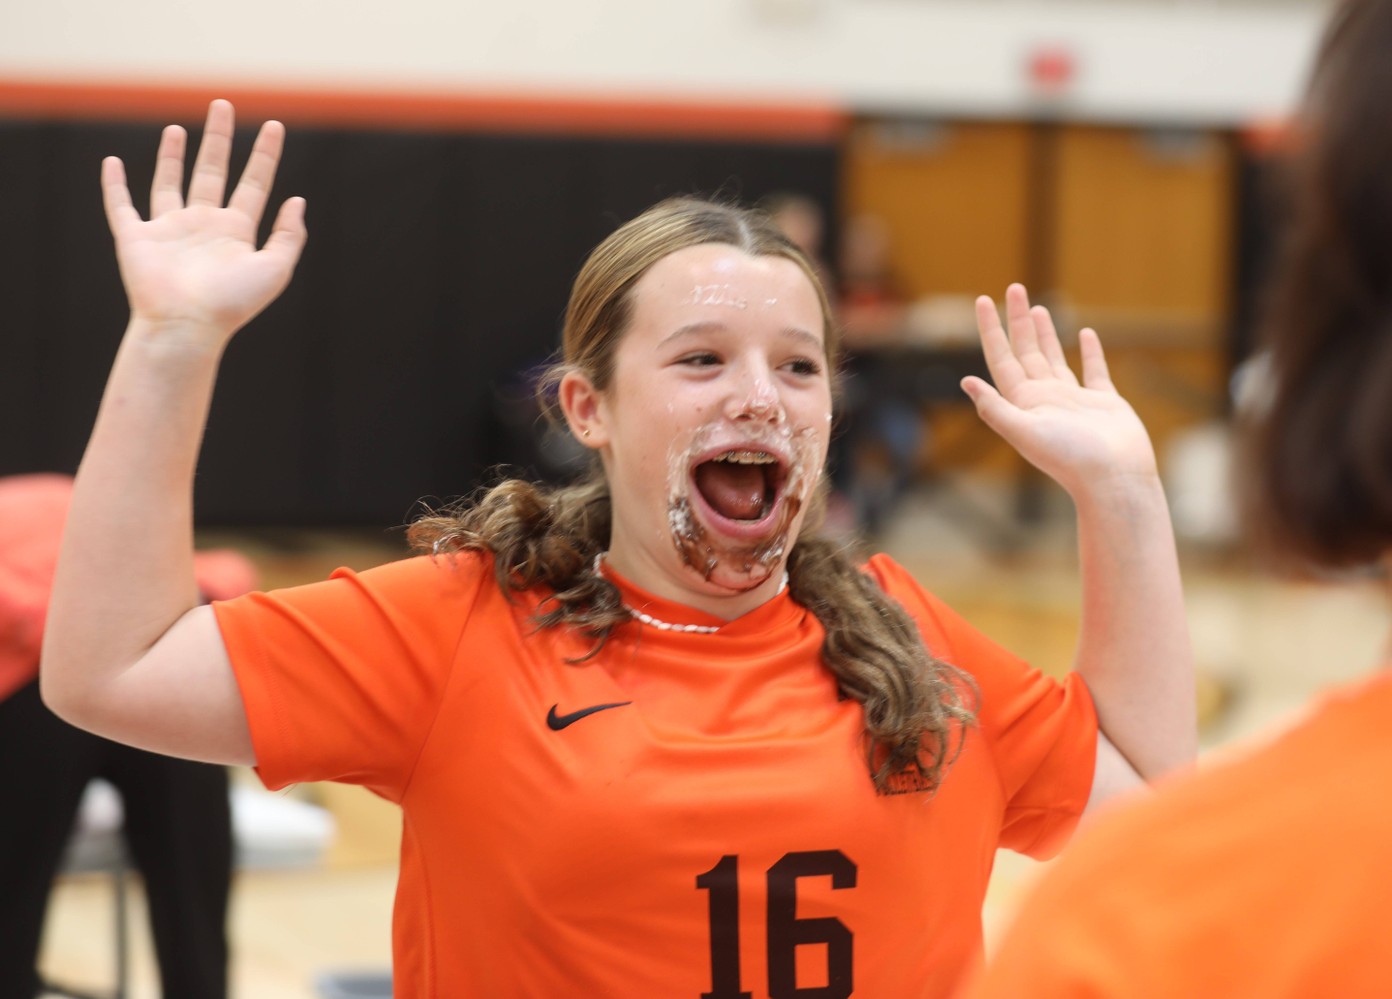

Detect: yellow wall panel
[842, 120, 1034, 298]
[1051, 125, 1234, 318]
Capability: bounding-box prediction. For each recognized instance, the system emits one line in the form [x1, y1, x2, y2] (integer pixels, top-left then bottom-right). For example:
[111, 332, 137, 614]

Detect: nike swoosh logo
[547, 701, 633, 731]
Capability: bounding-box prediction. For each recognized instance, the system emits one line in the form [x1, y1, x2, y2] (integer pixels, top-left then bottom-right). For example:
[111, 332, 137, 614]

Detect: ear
[557, 370, 610, 449]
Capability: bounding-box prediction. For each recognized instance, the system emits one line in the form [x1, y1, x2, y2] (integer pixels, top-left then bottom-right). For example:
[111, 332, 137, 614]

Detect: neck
[600, 546, 790, 621]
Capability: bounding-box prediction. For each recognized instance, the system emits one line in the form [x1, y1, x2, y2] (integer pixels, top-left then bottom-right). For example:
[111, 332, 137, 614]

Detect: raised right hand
[102, 98, 306, 349]
[961, 284, 1157, 500]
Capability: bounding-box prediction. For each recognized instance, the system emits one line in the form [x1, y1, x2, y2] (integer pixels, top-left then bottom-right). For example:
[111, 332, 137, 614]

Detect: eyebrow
[656, 321, 825, 352]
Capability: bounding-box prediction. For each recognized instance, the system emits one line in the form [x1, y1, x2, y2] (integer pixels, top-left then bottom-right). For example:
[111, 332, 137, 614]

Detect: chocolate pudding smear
[668, 420, 822, 593]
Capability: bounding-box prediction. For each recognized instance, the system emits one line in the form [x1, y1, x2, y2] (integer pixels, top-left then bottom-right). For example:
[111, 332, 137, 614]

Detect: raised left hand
[102, 99, 306, 350]
[961, 283, 1158, 498]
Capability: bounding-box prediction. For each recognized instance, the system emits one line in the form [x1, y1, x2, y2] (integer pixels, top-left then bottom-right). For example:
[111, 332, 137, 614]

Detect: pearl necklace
[592, 553, 788, 635]
[627, 607, 722, 634]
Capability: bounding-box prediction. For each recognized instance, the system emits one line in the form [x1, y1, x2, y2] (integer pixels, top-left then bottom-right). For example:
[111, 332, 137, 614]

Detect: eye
[784, 357, 823, 377]
[676, 351, 721, 368]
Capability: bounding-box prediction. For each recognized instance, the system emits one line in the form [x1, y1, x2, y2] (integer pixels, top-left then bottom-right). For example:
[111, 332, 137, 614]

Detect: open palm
[103, 100, 306, 344]
[962, 284, 1157, 498]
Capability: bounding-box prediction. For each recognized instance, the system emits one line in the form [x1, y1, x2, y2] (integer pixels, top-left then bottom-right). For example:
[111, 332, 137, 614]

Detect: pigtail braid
[408, 473, 628, 654]
[787, 538, 977, 792]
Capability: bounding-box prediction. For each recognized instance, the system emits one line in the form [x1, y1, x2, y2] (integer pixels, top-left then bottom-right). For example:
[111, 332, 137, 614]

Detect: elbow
[39, 655, 106, 733]
[38, 659, 79, 724]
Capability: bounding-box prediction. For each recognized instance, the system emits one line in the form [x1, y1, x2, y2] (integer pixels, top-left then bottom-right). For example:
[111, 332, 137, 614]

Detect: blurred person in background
[0, 473, 256, 999]
[961, 0, 1392, 994]
[761, 190, 834, 293]
[766, 197, 925, 537]
[834, 211, 926, 537]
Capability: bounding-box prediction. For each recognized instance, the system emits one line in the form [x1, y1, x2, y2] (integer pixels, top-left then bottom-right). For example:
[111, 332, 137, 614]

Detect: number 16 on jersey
[697, 850, 857, 999]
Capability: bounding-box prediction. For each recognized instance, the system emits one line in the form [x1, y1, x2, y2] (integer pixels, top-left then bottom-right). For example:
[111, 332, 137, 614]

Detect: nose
[726, 366, 786, 424]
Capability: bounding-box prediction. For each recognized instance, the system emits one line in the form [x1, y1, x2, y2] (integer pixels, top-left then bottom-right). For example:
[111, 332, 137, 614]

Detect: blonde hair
[410, 197, 975, 792]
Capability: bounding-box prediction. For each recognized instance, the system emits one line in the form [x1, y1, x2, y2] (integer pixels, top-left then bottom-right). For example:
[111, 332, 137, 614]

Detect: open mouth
[691, 448, 786, 528]
[666, 425, 820, 590]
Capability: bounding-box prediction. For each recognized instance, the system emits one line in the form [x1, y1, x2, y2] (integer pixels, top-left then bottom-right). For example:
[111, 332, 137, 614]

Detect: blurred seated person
[0, 473, 256, 999]
[761, 191, 834, 294]
[838, 212, 910, 345]
[832, 212, 925, 537]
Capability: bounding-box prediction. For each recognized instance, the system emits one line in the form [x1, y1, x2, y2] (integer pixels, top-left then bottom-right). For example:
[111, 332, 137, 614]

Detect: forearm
[41, 319, 223, 717]
[1072, 473, 1196, 780]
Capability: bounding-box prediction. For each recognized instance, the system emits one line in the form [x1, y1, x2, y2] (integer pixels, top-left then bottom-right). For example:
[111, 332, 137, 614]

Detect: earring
[582, 429, 591, 439]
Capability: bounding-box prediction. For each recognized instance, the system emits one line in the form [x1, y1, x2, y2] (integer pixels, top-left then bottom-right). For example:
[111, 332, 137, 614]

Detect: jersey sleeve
[212, 553, 489, 800]
[864, 554, 1097, 858]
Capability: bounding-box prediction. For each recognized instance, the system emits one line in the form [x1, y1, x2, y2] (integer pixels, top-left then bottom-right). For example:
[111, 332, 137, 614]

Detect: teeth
[715, 450, 777, 465]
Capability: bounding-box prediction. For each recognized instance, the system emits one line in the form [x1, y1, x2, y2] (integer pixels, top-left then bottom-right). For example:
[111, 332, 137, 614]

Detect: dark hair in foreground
[1244, 0, 1392, 570]
[410, 197, 976, 792]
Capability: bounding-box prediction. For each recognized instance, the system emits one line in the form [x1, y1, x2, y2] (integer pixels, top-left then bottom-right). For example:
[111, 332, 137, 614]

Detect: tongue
[695, 462, 768, 521]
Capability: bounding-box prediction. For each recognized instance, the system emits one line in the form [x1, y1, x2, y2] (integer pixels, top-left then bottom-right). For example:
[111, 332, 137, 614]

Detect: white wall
[1, 0, 1329, 125]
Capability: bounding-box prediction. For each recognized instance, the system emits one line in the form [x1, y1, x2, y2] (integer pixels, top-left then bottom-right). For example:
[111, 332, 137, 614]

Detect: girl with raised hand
[42, 99, 1193, 997]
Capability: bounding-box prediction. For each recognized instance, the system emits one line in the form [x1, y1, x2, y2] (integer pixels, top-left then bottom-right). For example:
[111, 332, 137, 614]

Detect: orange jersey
[962, 672, 1392, 999]
[214, 551, 1096, 997]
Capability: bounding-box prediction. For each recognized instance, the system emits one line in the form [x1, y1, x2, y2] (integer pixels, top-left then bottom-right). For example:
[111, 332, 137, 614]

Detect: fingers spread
[149, 125, 188, 218]
[227, 120, 287, 228]
[1078, 327, 1114, 390]
[101, 157, 139, 232]
[186, 99, 236, 208]
[1005, 283, 1053, 379]
[975, 294, 1027, 394]
[961, 374, 1027, 440]
[262, 196, 308, 268]
[1031, 305, 1078, 384]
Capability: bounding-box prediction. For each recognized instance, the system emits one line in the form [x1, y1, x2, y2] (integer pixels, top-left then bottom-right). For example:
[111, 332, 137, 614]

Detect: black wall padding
[0, 118, 839, 526]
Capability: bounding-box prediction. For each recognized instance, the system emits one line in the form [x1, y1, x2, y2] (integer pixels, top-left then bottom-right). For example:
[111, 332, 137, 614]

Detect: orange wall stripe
[0, 78, 848, 143]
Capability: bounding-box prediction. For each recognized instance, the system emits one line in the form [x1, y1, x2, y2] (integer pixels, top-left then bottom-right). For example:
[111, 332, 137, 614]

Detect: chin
[665, 423, 821, 594]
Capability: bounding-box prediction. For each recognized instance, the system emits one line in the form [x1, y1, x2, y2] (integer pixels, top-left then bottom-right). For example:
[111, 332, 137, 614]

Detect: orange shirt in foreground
[213, 551, 1097, 998]
[962, 671, 1392, 999]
